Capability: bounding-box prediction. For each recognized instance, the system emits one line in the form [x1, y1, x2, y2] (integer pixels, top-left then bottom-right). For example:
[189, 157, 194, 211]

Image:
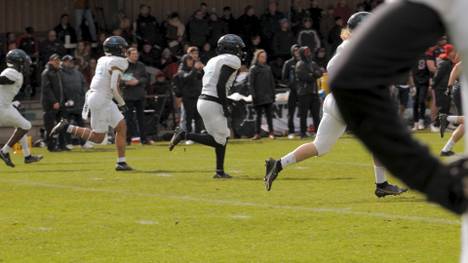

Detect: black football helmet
[347, 11, 371, 31]
[6, 49, 31, 73]
[103, 36, 129, 57]
[217, 34, 246, 58]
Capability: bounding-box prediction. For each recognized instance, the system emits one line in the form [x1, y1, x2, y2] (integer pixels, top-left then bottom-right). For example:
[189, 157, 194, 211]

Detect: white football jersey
[201, 54, 241, 98]
[0, 68, 23, 107]
[90, 56, 129, 100]
[326, 40, 350, 75]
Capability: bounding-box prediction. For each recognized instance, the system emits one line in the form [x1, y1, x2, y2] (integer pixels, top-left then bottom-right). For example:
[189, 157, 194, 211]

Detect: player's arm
[0, 76, 15, 85]
[448, 62, 462, 86]
[217, 65, 237, 113]
[110, 69, 125, 107]
[426, 59, 437, 74]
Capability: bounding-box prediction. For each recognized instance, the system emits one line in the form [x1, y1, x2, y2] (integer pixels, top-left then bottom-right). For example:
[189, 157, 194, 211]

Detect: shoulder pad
[1, 68, 21, 82]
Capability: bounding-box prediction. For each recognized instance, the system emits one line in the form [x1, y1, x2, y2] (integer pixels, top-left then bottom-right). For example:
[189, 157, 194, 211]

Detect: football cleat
[441, 151, 455, 157]
[0, 151, 15, 167]
[24, 155, 43, 164]
[375, 182, 408, 198]
[50, 119, 69, 138]
[264, 158, 281, 191]
[213, 172, 232, 179]
[439, 113, 448, 138]
[169, 127, 186, 151]
[115, 162, 133, 171]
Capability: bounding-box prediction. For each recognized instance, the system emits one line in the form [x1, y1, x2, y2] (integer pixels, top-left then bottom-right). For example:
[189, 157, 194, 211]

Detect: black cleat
[264, 158, 281, 191]
[24, 155, 43, 164]
[0, 151, 15, 168]
[168, 127, 186, 151]
[375, 182, 408, 198]
[115, 162, 133, 171]
[439, 113, 448, 138]
[50, 119, 69, 138]
[213, 172, 232, 179]
[441, 151, 455, 157]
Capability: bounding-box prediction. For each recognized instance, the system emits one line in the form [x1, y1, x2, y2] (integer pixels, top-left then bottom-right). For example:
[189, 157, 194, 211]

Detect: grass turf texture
[0, 133, 461, 262]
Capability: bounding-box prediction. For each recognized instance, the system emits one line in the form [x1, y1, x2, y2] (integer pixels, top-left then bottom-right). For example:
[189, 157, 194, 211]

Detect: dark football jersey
[412, 54, 431, 84]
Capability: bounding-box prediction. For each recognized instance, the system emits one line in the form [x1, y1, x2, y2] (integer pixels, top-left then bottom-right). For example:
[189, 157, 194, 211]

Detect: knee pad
[313, 139, 332, 157]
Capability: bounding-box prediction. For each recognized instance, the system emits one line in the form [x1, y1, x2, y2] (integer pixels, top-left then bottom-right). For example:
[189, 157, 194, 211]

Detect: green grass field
[0, 132, 462, 262]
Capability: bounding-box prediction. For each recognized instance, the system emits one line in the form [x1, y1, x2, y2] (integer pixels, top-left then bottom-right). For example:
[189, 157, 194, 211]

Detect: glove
[118, 104, 129, 115]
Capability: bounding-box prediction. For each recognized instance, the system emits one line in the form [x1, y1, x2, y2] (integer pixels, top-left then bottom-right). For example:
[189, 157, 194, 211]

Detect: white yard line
[0, 178, 459, 226]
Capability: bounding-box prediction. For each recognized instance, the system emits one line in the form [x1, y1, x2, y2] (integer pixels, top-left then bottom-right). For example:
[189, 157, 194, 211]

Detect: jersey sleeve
[224, 55, 241, 71]
[108, 57, 129, 75]
[0, 68, 22, 82]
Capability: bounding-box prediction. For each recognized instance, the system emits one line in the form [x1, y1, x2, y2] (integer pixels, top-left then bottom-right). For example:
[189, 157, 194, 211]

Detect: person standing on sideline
[249, 49, 276, 140]
[282, 44, 301, 139]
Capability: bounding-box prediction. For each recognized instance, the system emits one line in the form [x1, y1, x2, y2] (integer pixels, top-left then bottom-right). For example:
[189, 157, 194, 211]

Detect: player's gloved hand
[118, 104, 129, 115]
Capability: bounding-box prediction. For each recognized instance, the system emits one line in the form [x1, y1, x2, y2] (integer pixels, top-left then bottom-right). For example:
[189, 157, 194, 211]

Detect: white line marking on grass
[0, 179, 459, 226]
[230, 214, 251, 220]
[137, 220, 158, 225]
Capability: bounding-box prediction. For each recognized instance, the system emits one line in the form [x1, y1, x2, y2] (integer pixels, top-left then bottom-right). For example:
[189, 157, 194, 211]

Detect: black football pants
[329, 1, 462, 213]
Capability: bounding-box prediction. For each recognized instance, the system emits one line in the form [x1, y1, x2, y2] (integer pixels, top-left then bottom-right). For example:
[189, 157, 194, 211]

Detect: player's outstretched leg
[168, 127, 185, 151]
[114, 120, 132, 171]
[0, 128, 28, 168]
[373, 158, 408, 198]
[441, 124, 464, 157]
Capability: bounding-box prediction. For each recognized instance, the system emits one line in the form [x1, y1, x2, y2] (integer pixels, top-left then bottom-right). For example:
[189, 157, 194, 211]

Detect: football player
[50, 36, 132, 171]
[168, 34, 244, 179]
[328, 0, 468, 215]
[0, 49, 43, 167]
[264, 12, 408, 197]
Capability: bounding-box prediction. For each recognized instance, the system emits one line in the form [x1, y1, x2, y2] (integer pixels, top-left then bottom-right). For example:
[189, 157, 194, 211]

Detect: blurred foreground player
[328, 0, 468, 214]
[50, 36, 133, 171]
[169, 34, 244, 179]
[264, 12, 407, 197]
[0, 49, 43, 167]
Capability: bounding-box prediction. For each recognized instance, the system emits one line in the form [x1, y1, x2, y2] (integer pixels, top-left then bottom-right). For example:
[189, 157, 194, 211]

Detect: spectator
[273, 19, 295, 61]
[119, 17, 135, 44]
[39, 30, 66, 66]
[249, 49, 276, 140]
[269, 56, 284, 80]
[320, 6, 336, 39]
[199, 2, 209, 20]
[41, 54, 66, 152]
[60, 55, 91, 149]
[327, 17, 344, 55]
[221, 6, 237, 33]
[295, 46, 323, 138]
[16, 27, 38, 60]
[158, 48, 178, 79]
[187, 10, 210, 48]
[74, 40, 91, 71]
[245, 35, 263, 67]
[200, 43, 216, 65]
[290, 0, 306, 34]
[93, 32, 107, 58]
[122, 48, 152, 145]
[136, 4, 162, 47]
[282, 44, 301, 138]
[394, 72, 413, 117]
[82, 57, 96, 85]
[260, 1, 285, 53]
[308, 0, 323, 31]
[208, 13, 229, 47]
[412, 53, 431, 130]
[237, 5, 260, 43]
[73, 0, 97, 42]
[298, 17, 321, 54]
[165, 12, 185, 56]
[314, 47, 329, 69]
[139, 43, 158, 67]
[334, 0, 352, 22]
[174, 54, 204, 134]
[54, 14, 78, 45]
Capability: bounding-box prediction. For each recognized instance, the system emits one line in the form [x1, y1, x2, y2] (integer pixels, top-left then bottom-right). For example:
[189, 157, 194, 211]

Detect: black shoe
[169, 127, 186, 151]
[0, 151, 15, 168]
[213, 172, 232, 179]
[439, 113, 448, 138]
[115, 162, 133, 171]
[24, 155, 43, 164]
[375, 182, 408, 198]
[264, 158, 281, 191]
[50, 119, 69, 138]
[441, 150, 455, 157]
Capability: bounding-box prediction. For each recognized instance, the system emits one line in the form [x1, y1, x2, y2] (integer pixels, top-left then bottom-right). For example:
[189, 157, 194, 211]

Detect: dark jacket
[39, 40, 66, 65]
[237, 14, 260, 41]
[187, 18, 210, 47]
[54, 23, 77, 44]
[433, 59, 454, 91]
[41, 64, 64, 111]
[282, 46, 299, 90]
[295, 47, 323, 96]
[297, 29, 321, 53]
[136, 14, 163, 46]
[62, 66, 87, 114]
[260, 11, 285, 40]
[248, 63, 276, 106]
[122, 61, 149, 101]
[208, 19, 229, 47]
[272, 30, 295, 58]
[174, 55, 203, 99]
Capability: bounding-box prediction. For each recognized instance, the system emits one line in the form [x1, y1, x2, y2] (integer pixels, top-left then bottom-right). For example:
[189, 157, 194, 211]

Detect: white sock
[442, 138, 455, 152]
[67, 125, 75, 134]
[20, 136, 31, 157]
[374, 166, 387, 184]
[1, 145, 12, 154]
[447, 116, 459, 124]
[280, 152, 296, 169]
[117, 157, 126, 163]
